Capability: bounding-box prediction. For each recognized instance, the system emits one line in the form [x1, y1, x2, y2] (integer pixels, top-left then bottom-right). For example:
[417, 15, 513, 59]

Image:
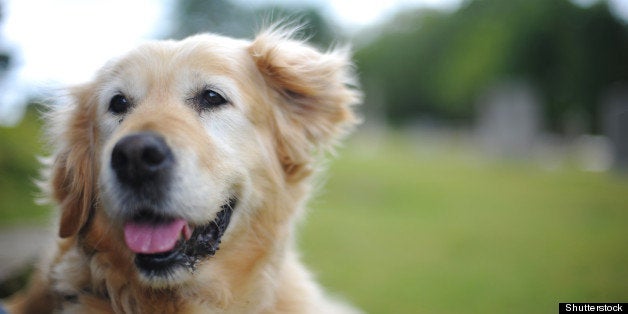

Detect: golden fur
[4, 27, 360, 313]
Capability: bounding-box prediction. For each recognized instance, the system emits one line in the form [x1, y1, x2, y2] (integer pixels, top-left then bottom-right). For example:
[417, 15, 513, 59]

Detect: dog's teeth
[183, 224, 193, 240]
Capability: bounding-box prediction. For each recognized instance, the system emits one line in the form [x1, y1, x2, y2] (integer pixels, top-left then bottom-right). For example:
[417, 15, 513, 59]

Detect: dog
[3, 26, 361, 313]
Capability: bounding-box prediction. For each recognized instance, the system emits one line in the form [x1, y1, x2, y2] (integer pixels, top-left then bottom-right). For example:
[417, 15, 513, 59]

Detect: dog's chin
[130, 198, 237, 287]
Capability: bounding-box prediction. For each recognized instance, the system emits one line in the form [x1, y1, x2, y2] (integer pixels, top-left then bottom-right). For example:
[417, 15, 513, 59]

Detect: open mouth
[123, 198, 237, 277]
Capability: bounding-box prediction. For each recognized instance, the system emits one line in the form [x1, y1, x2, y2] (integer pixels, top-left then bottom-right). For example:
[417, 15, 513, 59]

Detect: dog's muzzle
[109, 131, 237, 277]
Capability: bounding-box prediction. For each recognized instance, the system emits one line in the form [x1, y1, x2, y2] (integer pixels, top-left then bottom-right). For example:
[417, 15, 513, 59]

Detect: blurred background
[1, 0, 628, 313]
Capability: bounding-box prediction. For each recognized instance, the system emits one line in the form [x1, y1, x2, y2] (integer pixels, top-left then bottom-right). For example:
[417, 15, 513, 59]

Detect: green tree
[356, 0, 628, 132]
[169, 0, 337, 48]
[0, 3, 12, 80]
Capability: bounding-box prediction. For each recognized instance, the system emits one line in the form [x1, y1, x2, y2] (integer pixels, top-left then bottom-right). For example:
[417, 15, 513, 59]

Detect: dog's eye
[199, 89, 228, 110]
[109, 94, 130, 114]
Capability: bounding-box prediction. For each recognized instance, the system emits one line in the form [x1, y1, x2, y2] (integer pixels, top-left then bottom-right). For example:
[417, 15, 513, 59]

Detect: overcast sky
[0, 0, 626, 125]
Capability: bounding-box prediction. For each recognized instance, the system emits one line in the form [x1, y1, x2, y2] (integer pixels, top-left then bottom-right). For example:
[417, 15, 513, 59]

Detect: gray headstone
[476, 81, 541, 159]
[602, 85, 628, 172]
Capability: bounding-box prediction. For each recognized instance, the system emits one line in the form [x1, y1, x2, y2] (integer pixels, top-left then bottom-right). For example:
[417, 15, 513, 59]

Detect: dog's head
[45, 27, 359, 288]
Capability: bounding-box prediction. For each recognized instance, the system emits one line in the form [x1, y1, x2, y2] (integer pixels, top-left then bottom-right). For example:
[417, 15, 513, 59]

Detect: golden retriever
[4, 26, 361, 313]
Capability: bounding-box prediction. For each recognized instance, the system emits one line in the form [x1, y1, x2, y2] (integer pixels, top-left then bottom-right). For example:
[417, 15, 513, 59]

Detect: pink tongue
[124, 219, 190, 254]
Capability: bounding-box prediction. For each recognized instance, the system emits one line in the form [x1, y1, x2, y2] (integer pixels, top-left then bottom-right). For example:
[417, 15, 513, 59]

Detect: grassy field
[2, 120, 627, 313]
[0, 107, 48, 225]
[300, 135, 628, 314]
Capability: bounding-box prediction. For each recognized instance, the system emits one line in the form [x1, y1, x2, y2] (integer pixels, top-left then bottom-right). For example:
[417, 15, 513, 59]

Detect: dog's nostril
[142, 145, 167, 166]
[111, 144, 129, 169]
[111, 132, 174, 185]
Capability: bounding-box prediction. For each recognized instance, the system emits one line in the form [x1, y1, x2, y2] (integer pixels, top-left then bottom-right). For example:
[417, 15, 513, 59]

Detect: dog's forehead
[138, 34, 248, 68]
[98, 34, 253, 90]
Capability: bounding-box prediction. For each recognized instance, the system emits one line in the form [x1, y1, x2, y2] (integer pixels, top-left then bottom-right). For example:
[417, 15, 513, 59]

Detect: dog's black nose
[111, 132, 174, 186]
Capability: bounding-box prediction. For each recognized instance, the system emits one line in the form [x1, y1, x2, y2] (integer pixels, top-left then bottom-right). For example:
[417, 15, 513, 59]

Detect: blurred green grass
[301, 135, 628, 314]
[0, 106, 48, 226]
[2, 114, 627, 313]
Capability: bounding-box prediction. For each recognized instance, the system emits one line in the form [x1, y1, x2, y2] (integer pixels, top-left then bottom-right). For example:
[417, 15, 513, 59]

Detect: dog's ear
[47, 85, 98, 238]
[249, 27, 361, 180]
